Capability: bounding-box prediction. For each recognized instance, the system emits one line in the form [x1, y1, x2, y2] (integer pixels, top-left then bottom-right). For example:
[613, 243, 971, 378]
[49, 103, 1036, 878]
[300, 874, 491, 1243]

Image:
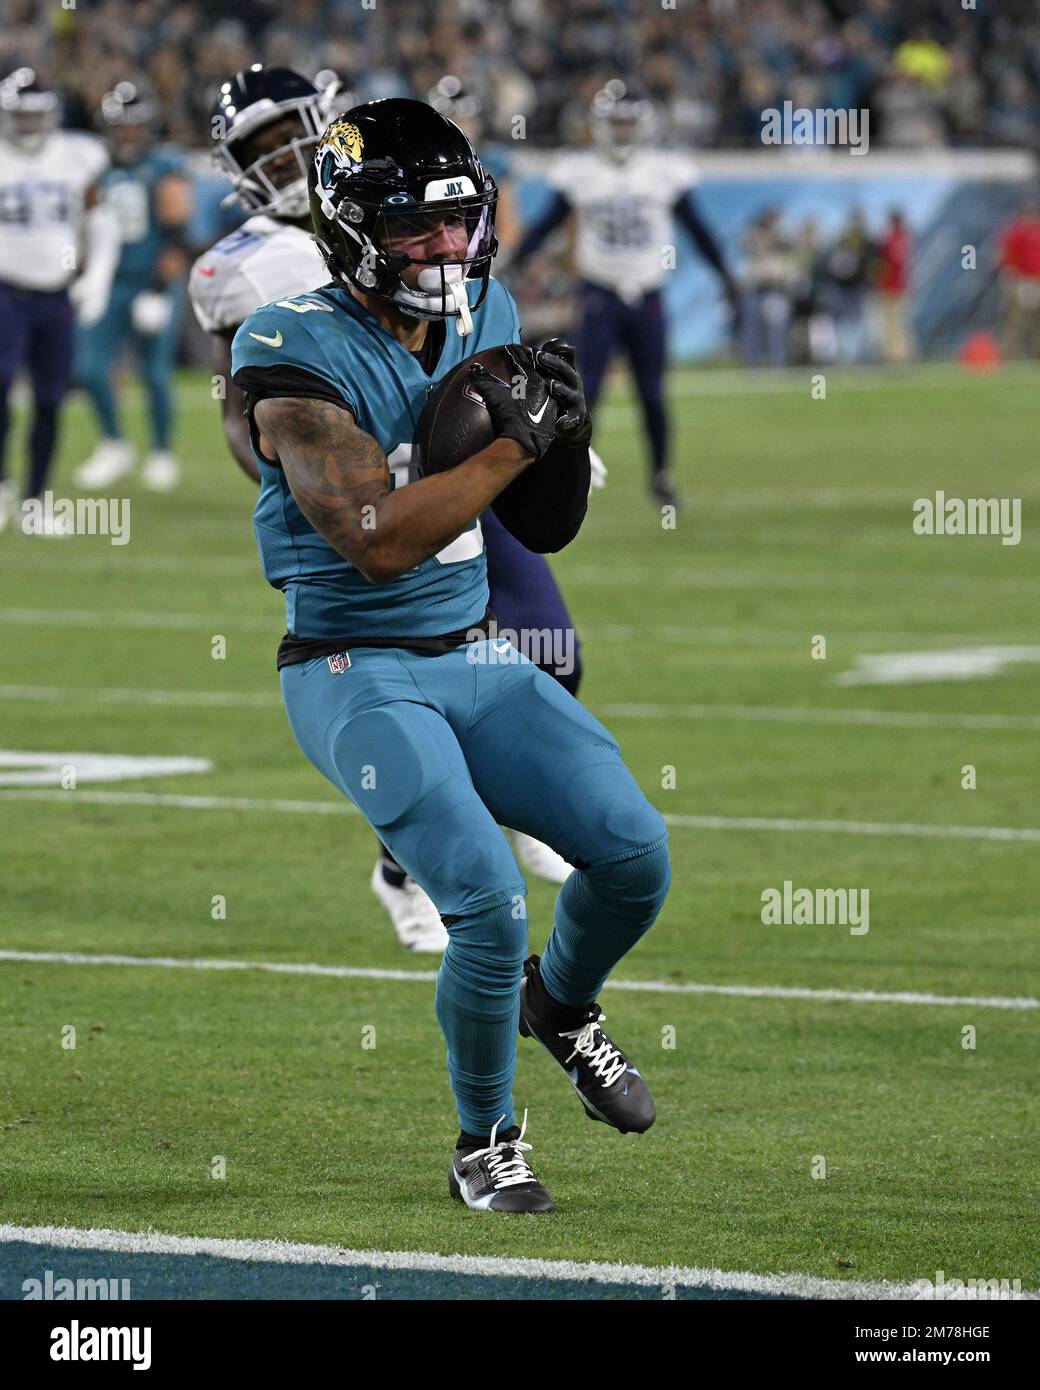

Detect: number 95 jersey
[231, 276, 521, 641]
[549, 147, 698, 299]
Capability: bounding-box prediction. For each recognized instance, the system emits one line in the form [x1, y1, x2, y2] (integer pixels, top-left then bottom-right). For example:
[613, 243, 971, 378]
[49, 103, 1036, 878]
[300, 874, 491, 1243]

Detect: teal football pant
[280, 639, 670, 1136]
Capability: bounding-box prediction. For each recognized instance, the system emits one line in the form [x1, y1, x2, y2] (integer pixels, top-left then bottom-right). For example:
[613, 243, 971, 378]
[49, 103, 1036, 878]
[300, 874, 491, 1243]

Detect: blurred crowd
[1, 0, 1037, 151]
[737, 207, 914, 367]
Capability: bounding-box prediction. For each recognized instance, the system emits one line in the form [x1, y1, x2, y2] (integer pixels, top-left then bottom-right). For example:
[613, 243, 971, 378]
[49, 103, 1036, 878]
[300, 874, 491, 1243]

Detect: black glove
[467, 344, 559, 460]
[533, 338, 593, 447]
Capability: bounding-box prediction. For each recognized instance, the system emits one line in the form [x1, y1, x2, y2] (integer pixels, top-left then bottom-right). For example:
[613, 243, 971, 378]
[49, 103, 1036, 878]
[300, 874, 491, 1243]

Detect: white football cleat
[508, 830, 573, 885]
[142, 451, 180, 492]
[0, 480, 16, 533]
[370, 860, 448, 953]
[74, 439, 135, 490]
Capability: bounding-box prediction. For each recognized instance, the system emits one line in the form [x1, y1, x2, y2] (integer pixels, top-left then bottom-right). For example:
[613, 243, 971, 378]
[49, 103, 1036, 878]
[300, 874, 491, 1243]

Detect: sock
[526, 956, 587, 1025]
[456, 1124, 520, 1153]
[540, 838, 671, 1008]
[435, 896, 526, 1136]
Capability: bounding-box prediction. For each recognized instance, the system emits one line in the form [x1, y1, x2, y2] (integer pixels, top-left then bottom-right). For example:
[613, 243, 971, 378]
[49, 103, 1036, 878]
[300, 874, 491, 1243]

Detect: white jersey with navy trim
[548, 147, 699, 297]
[189, 214, 327, 334]
[0, 131, 108, 291]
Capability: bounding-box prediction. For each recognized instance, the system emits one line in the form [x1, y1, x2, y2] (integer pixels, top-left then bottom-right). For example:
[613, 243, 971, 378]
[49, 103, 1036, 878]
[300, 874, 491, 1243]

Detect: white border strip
[4, 683, 1040, 731]
[1, 951, 1034, 1011]
[0, 1224, 980, 1300]
[2, 787, 1038, 844]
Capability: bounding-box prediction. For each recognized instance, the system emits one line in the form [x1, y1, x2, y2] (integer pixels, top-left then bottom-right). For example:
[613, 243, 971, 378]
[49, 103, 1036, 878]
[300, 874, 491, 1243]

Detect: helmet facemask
[312, 148, 498, 335]
[217, 99, 328, 219]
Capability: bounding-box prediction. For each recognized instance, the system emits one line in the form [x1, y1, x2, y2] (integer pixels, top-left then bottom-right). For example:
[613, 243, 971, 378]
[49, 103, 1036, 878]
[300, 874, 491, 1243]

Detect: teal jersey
[103, 146, 186, 289]
[231, 277, 521, 640]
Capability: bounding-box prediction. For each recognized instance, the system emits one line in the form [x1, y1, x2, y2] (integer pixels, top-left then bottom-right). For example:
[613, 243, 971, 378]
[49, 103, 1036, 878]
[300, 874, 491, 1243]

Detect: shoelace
[465, 1111, 537, 1190]
[560, 1015, 628, 1088]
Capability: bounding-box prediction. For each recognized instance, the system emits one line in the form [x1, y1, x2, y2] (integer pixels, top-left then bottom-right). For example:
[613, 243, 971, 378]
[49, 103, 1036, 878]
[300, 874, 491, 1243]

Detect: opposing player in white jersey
[510, 81, 738, 508]
[0, 68, 118, 534]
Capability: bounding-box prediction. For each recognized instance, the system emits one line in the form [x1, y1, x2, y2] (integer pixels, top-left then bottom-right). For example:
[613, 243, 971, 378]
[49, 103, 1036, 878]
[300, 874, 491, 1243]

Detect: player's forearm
[222, 409, 260, 483]
[358, 439, 531, 583]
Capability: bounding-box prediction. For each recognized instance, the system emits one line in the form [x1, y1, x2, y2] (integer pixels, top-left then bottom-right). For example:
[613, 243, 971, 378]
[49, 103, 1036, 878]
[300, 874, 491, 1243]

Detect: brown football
[414, 345, 515, 476]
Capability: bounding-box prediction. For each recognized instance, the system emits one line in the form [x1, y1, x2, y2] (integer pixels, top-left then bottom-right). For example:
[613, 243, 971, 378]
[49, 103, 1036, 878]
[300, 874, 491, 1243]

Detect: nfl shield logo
[327, 651, 351, 674]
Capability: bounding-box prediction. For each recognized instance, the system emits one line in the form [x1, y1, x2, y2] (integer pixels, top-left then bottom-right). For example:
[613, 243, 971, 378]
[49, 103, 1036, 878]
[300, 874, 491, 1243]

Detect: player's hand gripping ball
[416, 343, 558, 472]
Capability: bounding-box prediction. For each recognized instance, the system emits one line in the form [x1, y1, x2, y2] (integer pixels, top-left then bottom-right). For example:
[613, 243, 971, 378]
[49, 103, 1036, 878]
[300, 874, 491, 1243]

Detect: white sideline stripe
[2, 550, 1037, 592]
[0, 1224, 948, 1300]
[666, 813, 1040, 844]
[597, 702, 1040, 732]
[4, 682, 1040, 732]
[6, 607, 1029, 651]
[1, 951, 1035, 1011]
[2, 787, 1039, 845]
[6, 1225, 1035, 1300]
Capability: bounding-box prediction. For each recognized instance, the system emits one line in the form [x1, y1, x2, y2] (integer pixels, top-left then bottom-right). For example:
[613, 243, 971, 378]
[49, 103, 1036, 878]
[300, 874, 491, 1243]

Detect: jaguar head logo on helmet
[309, 97, 499, 337]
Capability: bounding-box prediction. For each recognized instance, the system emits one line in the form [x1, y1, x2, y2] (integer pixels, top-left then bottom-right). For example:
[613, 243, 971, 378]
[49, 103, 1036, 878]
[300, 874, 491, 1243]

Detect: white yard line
[6, 606, 1031, 650]
[1, 786, 1039, 843]
[1, 1224, 1033, 1299]
[0, 950, 1035, 1011]
[4, 681, 1039, 731]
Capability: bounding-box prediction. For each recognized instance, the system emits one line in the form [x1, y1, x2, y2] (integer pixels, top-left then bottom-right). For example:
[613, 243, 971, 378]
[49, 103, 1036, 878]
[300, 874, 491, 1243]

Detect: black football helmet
[212, 65, 332, 219]
[309, 97, 498, 335]
[0, 68, 59, 153]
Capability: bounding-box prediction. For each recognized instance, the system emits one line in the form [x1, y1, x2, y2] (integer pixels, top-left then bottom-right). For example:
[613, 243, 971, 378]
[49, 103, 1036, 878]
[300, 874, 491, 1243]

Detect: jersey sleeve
[190, 254, 270, 335]
[231, 298, 361, 415]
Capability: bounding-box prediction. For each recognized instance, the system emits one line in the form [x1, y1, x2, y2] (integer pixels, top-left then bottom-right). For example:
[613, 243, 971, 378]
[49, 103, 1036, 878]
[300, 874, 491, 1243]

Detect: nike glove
[533, 338, 593, 447]
[468, 344, 559, 460]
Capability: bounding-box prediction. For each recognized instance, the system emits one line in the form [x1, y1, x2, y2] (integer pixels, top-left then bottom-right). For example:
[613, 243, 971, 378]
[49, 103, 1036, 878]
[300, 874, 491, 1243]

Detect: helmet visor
[373, 190, 497, 273]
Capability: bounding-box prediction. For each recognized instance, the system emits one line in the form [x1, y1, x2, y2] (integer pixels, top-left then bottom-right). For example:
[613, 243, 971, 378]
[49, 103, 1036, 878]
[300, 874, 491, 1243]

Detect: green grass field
[1, 362, 1037, 1294]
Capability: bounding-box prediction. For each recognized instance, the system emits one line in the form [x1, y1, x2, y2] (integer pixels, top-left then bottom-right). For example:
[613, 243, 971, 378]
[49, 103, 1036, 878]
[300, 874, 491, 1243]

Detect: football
[414, 344, 515, 475]
[416, 344, 590, 552]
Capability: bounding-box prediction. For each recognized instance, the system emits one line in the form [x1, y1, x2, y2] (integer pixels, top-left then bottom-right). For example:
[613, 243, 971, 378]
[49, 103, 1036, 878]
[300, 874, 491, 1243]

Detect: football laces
[560, 1016, 628, 1088]
[466, 1111, 536, 1189]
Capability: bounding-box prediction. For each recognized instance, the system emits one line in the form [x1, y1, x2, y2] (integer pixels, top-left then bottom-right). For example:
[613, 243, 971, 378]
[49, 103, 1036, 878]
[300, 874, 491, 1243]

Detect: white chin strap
[403, 264, 473, 336]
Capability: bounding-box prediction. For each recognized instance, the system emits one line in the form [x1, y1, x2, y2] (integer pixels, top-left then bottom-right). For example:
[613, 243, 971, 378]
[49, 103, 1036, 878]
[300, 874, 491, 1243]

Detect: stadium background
[4, 0, 1040, 360]
[1, 0, 1038, 1305]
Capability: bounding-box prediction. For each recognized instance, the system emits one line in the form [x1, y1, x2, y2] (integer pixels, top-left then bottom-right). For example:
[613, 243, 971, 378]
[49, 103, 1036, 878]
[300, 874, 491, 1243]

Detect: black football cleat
[449, 1113, 555, 1213]
[519, 954, 656, 1134]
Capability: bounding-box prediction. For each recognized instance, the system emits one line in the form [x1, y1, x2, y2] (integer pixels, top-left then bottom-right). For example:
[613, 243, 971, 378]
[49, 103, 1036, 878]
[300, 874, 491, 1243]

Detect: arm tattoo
[253, 396, 390, 567]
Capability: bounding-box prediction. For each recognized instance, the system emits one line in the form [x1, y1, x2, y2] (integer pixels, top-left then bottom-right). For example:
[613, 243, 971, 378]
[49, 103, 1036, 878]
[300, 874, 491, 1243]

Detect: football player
[74, 83, 193, 494]
[509, 80, 738, 508]
[191, 68, 583, 954]
[0, 68, 116, 534]
[230, 99, 670, 1212]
